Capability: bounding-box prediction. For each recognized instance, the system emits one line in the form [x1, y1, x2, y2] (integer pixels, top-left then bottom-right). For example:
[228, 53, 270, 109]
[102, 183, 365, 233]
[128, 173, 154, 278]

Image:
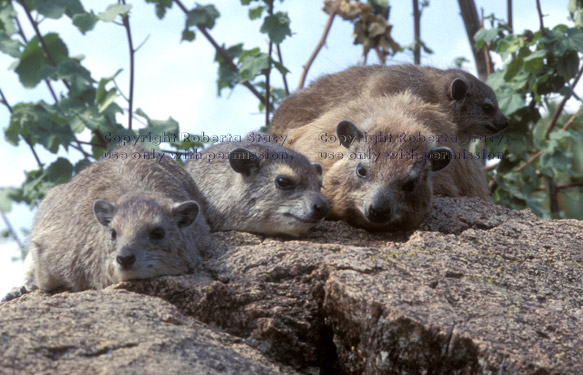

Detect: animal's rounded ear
[336, 120, 364, 149]
[94, 199, 115, 226]
[173, 200, 200, 228]
[229, 147, 260, 176]
[312, 162, 323, 176]
[428, 147, 453, 172]
[450, 78, 467, 101]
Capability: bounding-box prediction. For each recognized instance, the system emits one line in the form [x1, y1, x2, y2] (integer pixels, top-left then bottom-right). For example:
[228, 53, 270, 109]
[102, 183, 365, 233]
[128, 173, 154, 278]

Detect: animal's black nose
[367, 202, 393, 223]
[312, 197, 330, 220]
[116, 254, 136, 268]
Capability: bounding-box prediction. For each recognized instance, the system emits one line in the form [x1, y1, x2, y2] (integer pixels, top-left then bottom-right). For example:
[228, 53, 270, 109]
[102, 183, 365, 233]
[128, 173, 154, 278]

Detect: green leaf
[498, 89, 525, 115]
[0, 1, 18, 35]
[185, 4, 220, 29]
[0, 189, 17, 213]
[72, 11, 98, 34]
[260, 12, 291, 44]
[0, 31, 22, 57]
[35, 0, 84, 19]
[215, 43, 243, 95]
[504, 56, 523, 80]
[474, 28, 499, 48]
[238, 48, 269, 81]
[15, 33, 69, 88]
[145, 0, 173, 19]
[248, 6, 264, 20]
[96, 69, 122, 111]
[98, 4, 132, 22]
[556, 50, 580, 80]
[7, 102, 77, 153]
[45, 157, 74, 184]
[181, 29, 195, 42]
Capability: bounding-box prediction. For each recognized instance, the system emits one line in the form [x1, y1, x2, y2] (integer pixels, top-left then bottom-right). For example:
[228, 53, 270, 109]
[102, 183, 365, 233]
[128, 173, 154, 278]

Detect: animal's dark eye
[403, 179, 417, 192]
[356, 163, 368, 179]
[149, 227, 165, 241]
[482, 102, 495, 114]
[110, 229, 117, 241]
[275, 176, 294, 190]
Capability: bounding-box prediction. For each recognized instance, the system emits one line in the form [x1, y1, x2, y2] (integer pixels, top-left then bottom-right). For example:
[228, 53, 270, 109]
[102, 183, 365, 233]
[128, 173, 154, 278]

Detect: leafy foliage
[475, 18, 583, 219]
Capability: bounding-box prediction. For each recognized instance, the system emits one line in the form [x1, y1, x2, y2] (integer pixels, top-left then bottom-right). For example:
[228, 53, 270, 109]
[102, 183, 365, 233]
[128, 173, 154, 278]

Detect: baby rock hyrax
[184, 141, 329, 237]
[283, 91, 490, 231]
[8, 145, 210, 299]
[271, 64, 509, 138]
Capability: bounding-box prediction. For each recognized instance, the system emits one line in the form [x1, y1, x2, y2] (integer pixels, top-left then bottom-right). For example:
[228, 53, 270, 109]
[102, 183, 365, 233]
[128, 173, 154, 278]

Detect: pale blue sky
[0, 0, 572, 295]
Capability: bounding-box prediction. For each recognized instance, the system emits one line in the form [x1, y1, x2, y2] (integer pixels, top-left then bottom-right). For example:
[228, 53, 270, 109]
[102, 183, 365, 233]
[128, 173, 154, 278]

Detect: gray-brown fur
[271, 64, 508, 138]
[184, 141, 328, 237]
[283, 91, 489, 231]
[13, 145, 210, 297]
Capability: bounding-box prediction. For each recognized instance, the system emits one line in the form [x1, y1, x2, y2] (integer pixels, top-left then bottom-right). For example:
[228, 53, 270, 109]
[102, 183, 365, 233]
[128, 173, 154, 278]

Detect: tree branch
[15, 1, 90, 159]
[119, 0, 134, 130]
[173, 0, 265, 103]
[413, 0, 421, 65]
[1, 212, 25, 253]
[276, 44, 289, 96]
[546, 176, 560, 216]
[543, 65, 583, 139]
[14, 15, 60, 105]
[535, 0, 545, 35]
[507, 0, 513, 33]
[516, 101, 583, 172]
[297, 1, 338, 90]
[265, 1, 274, 128]
[1, 87, 42, 167]
[457, 0, 493, 81]
[18, 0, 71, 92]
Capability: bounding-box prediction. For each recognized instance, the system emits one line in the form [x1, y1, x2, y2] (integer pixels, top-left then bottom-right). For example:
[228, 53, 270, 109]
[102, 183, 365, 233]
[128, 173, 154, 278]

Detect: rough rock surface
[2, 197, 582, 375]
[0, 289, 298, 375]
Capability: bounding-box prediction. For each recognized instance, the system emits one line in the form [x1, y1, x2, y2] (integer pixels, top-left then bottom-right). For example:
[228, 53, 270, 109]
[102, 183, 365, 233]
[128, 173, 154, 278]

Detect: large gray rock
[0, 289, 298, 375]
[2, 197, 582, 374]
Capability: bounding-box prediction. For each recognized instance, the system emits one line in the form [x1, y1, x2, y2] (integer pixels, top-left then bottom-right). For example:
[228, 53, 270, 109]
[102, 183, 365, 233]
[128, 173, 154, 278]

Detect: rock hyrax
[271, 64, 509, 138]
[8, 145, 210, 299]
[283, 91, 490, 231]
[184, 141, 328, 237]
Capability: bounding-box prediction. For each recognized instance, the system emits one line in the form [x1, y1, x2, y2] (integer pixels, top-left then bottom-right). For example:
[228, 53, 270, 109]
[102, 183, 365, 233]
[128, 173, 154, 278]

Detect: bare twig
[173, 0, 265, 103]
[413, 0, 421, 65]
[507, 0, 513, 33]
[1, 87, 43, 167]
[119, 0, 134, 130]
[546, 176, 560, 215]
[265, 1, 274, 128]
[297, 0, 338, 90]
[481, 8, 491, 77]
[1, 212, 25, 253]
[276, 44, 289, 96]
[535, 0, 545, 35]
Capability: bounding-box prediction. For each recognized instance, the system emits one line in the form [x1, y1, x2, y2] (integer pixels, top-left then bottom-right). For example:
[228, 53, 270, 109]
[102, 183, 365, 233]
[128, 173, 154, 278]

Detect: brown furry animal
[4, 145, 210, 300]
[271, 64, 508, 138]
[283, 91, 490, 231]
[184, 141, 328, 237]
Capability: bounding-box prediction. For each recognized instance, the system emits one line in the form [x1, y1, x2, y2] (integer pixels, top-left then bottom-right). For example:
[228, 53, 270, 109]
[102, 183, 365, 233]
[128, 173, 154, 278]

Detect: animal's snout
[312, 196, 330, 220]
[116, 254, 136, 269]
[366, 198, 394, 223]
